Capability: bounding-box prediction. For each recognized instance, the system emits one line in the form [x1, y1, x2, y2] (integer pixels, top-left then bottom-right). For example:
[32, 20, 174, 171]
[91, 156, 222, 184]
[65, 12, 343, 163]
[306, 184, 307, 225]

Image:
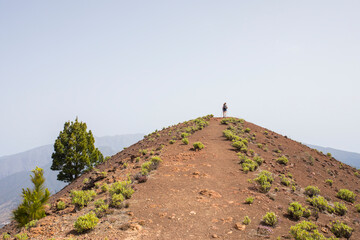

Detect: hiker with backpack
[222, 103, 228, 117]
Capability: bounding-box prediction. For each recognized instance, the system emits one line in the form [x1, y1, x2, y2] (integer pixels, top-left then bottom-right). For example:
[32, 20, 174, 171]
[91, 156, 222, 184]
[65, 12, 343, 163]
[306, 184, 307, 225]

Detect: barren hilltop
[1, 116, 359, 239]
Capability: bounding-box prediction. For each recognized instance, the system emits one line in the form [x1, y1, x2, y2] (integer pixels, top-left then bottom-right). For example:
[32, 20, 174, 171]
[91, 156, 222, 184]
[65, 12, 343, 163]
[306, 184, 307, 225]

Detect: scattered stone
[199, 189, 222, 198]
[234, 223, 246, 231]
[212, 234, 218, 238]
[190, 211, 196, 215]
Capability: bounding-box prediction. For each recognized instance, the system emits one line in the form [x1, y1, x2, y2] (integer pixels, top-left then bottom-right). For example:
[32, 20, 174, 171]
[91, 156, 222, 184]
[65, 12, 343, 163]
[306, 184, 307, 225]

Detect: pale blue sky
[1, 1, 359, 156]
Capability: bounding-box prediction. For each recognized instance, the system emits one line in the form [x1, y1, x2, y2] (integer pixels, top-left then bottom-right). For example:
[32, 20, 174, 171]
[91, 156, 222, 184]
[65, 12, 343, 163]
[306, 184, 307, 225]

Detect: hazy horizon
[1, 1, 359, 156]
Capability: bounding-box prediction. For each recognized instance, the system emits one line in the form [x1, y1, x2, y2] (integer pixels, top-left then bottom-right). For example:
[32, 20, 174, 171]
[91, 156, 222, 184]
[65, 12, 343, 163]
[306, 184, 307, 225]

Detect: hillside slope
[1, 116, 359, 240]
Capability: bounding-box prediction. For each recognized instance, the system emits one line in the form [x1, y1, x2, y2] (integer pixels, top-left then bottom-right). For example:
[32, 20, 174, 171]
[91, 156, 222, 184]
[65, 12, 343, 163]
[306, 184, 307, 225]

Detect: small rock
[211, 234, 218, 238]
[321, 227, 328, 233]
[234, 223, 246, 231]
[190, 211, 196, 215]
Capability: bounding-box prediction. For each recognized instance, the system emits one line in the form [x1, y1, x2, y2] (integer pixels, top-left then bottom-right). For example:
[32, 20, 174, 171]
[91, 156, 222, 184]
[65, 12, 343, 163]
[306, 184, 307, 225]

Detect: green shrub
[2, 233, 11, 240]
[241, 159, 258, 173]
[337, 189, 356, 203]
[83, 178, 89, 184]
[354, 172, 360, 178]
[325, 179, 333, 186]
[109, 180, 134, 199]
[193, 142, 204, 150]
[303, 209, 311, 218]
[182, 138, 189, 145]
[181, 132, 190, 138]
[24, 219, 38, 229]
[355, 204, 360, 212]
[262, 212, 277, 226]
[139, 149, 147, 155]
[110, 193, 124, 208]
[244, 128, 251, 133]
[330, 221, 353, 238]
[327, 205, 335, 214]
[243, 216, 251, 225]
[14, 233, 28, 240]
[327, 152, 332, 157]
[334, 202, 347, 216]
[101, 183, 109, 192]
[253, 156, 263, 166]
[141, 156, 162, 175]
[257, 143, 263, 149]
[56, 201, 66, 210]
[71, 190, 96, 209]
[169, 140, 176, 144]
[254, 171, 274, 193]
[245, 197, 254, 204]
[223, 130, 240, 141]
[74, 212, 99, 233]
[306, 196, 328, 212]
[304, 186, 320, 197]
[280, 175, 291, 186]
[287, 202, 305, 220]
[287, 173, 293, 178]
[290, 221, 328, 240]
[232, 139, 248, 153]
[276, 156, 288, 165]
[94, 199, 109, 217]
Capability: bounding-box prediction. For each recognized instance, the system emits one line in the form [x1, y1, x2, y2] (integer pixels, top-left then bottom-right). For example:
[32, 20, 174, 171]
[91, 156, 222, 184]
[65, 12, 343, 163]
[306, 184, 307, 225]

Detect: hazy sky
[1, 1, 359, 156]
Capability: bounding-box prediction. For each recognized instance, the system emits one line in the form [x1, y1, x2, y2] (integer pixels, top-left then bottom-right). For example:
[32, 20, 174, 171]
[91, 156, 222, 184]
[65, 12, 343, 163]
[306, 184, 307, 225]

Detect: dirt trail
[130, 118, 253, 239]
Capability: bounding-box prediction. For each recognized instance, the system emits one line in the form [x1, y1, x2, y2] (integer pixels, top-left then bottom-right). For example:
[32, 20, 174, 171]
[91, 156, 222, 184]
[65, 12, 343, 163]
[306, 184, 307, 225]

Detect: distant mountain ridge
[0, 134, 144, 227]
[307, 144, 360, 169]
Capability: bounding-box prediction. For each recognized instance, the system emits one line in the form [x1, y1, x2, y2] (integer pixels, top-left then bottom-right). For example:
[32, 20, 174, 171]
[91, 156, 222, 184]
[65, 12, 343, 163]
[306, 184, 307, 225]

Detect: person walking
[222, 103, 228, 117]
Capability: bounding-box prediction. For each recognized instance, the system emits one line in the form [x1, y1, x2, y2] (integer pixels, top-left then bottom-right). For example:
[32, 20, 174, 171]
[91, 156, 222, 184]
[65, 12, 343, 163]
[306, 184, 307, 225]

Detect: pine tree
[51, 118, 104, 183]
[12, 167, 50, 227]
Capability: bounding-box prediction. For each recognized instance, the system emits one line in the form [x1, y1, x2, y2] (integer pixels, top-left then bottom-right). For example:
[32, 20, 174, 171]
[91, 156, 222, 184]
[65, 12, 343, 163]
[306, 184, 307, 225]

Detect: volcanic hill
[1, 116, 360, 239]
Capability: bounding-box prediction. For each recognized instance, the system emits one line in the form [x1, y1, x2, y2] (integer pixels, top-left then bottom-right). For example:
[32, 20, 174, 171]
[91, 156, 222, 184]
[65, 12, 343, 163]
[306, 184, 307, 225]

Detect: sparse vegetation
[276, 156, 288, 165]
[288, 202, 306, 220]
[2, 233, 11, 240]
[244, 128, 251, 133]
[14, 233, 28, 240]
[101, 183, 109, 192]
[254, 171, 274, 193]
[139, 149, 147, 155]
[290, 221, 328, 240]
[330, 220, 353, 238]
[304, 186, 320, 197]
[141, 156, 162, 175]
[56, 201, 66, 210]
[333, 202, 347, 216]
[193, 142, 204, 150]
[245, 197, 254, 204]
[326, 152, 332, 157]
[74, 212, 99, 233]
[243, 216, 251, 225]
[262, 212, 277, 226]
[325, 179, 333, 186]
[71, 190, 96, 209]
[280, 175, 291, 186]
[169, 140, 176, 144]
[306, 196, 328, 212]
[337, 189, 356, 203]
[355, 204, 360, 212]
[109, 180, 134, 199]
[253, 156, 263, 166]
[182, 138, 189, 145]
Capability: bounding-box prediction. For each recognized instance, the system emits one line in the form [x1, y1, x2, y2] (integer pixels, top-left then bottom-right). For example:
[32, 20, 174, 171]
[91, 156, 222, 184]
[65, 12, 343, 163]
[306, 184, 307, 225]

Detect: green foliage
[354, 172, 360, 178]
[257, 143, 263, 149]
[241, 158, 258, 173]
[56, 201, 66, 210]
[51, 118, 104, 183]
[280, 175, 291, 186]
[333, 202, 347, 216]
[74, 212, 99, 233]
[70, 190, 96, 209]
[307, 196, 328, 212]
[139, 149, 147, 155]
[244, 128, 251, 133]
[262, 212, 277, 226]
[254, 171, 274, 193]
[325, 179, 333, 186]
[330, 221, 353, 238]
[193, 142, 204, 150]
[110, 193, 124, 208]
[243, 216, 251, 225]
[2, 233, 11, 240]
[245, 197, 254, 204]
[12, 167, 50, 227]
[337, 189, 356, 203]
[253, 156, 263, 166]
[287, 202, 305, 220]
[109, 180, 134, 199]
[326, 152, 332, 157]
[232, 140, 248, 153]
[181, 132, 190, 138]
[141, 156, 163, 175]
[290, 221, 329, 240]
[223, 130, 240, 141]
[24, 219, 38, 229]
[94, 199, 109, 217]
[287, 173, 293, 178]
[169, 140, 176, 144]
[83, 178, 89, 184]
[101, 183, 109, 192]
[355, 204, 360, 212]
[182, 138, 189, 145]
[276, 156, 288, 165]
[327, 205, 335, 214]
[220, 117, 244, 125]
[304, 186, 320, 197]
[14, 233, 28, 240]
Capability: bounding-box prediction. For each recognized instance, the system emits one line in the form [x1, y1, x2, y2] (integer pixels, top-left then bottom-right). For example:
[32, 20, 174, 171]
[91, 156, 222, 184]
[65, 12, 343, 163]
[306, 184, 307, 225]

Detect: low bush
[355, 204, 360, 212]
[244, 128, 251, 133]
[2, 233, 11, 239]
[253, 156, 263, 166]
[181, 132, 189, 138]
[109, 180, 134, 199]
[325, 179, 333, 186]
[14, 233, 28, 240]
[306, 196, 328, 212]
[257, 143, 263, 149]
[141, 156, 162, 175]
[276, 156, 288, 165]
[74, 212, 99, 233]
[304, 186, 320, 197]
[327, 152, 332, 157]
[337, 189, 356, 203]
[56, 201, 66, 210]
[193, 142, 204, 150]
[262, 212, 277, 226]
[334, 202, 347, 216]
[245, 197, 254, 204]
[243, 216, 251, 225]
[169, 140, 176, 144]
[327, 205, 335, 214]
[287, 202, 305, 220]
[241, 159, 258, 173]
[254, 171, 274, 193]
[280, 175, 291, 186]
[71, 190, 96, 209]
[24, 219, 38, 230]
[223, 130, 240, 141]
[182, 138, 189, 145]
[330, 220, 353, 238]
[110, 193, 124, 208]
[101, 183, 109, 192]
[139, 149, 147, 155]
[290, 221, 328, 240]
